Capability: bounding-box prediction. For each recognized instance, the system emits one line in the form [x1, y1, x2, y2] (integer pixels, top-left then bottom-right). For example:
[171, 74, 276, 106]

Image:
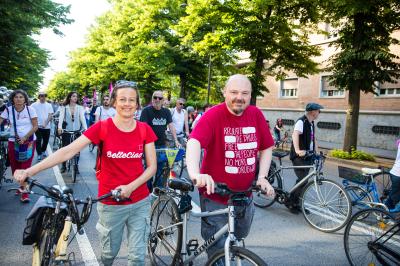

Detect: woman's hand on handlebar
[14, 169, 30, 185]
[114, 185, 133, 199]
[256, 178, 275, 198]
[191, 173, 215, 195]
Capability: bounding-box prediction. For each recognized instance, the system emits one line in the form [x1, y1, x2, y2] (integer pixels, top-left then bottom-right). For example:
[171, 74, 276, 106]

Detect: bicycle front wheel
[253, 164, 282, 208]
[301, 179, 352, 232]
[148, 194, 183, 266]
[344, 208, 398, 266]
[206, 246, 267, 266]
[345, 185, 373, 217]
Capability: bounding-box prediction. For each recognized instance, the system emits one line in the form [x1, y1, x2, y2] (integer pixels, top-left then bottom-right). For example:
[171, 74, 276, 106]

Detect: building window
[317, 122, 341, 130]
[324, 23, 338, 40]
[282, 119, 295, 126]
[376, 81, 400, 97]
[320, 75, 344, 97]
[280, 78, 298, 98]
[372, 126, 400, 135]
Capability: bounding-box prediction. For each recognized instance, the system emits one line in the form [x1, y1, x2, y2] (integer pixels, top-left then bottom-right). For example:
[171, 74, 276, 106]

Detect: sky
[38, 0, 111, 90]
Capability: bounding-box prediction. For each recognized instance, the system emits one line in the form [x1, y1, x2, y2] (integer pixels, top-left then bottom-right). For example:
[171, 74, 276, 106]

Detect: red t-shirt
[190, 103, 274, 204]
[84, 118, 157, 205]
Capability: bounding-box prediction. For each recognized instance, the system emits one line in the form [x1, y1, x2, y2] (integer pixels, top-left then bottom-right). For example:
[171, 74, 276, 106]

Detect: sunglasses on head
[153, 96, 163, 100]
[114, 80, 138, 89]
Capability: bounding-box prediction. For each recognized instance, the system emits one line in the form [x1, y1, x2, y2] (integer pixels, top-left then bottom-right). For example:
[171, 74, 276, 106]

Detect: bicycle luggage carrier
[338, 166, 371, 184]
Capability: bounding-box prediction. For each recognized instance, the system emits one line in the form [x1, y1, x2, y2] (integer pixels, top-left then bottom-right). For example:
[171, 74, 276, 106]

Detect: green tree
[0, 0, 72, 93]
[179, 0, 321, 104]
[324, 0, 400, 152]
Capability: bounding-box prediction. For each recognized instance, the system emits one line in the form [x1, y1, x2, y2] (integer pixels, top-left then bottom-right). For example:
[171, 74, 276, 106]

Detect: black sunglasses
[39, 94, 47, 97]
[179, 103, 185, 106]
[153, 96, 163, 100]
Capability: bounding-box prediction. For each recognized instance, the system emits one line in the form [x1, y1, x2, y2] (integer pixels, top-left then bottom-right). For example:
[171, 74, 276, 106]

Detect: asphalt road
[0, 142, 352, 266]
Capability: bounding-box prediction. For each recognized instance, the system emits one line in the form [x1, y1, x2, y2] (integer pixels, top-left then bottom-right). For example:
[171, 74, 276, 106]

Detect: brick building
[254, 26, 400, 158]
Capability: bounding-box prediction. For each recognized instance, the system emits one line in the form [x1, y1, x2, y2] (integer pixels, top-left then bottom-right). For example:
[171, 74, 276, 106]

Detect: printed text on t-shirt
[224, 127, 258, 174]
[106, 151, 143, 159]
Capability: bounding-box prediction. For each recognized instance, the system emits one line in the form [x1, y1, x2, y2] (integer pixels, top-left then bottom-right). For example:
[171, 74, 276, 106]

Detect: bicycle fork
[54, 216, 72, 262]
[224, 205, 239, 266]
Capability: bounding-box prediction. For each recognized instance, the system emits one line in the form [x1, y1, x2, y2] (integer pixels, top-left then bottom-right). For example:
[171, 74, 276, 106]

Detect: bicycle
[51, 118, 62, 150]
[148, 178, 267, 265]
[8, 178, 123, 266]
[0, 129, 12, 188]
[339, 166, 392, 214]
[253, 150, 352, 232]
[62, 130, 82, 183]
[274, 129, 292, 150]
[344, 208, 400, 266]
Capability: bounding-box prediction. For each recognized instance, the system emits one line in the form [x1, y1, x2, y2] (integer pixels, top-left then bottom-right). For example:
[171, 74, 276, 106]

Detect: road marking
[47, 146, 100, 266]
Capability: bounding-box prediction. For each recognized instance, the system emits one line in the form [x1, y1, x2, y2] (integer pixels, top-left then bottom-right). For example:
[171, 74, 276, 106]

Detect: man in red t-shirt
[187, 74, 275, 259]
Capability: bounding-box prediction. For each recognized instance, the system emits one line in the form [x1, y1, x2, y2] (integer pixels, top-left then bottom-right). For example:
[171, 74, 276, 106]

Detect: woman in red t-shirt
[14, 81, 157, 266]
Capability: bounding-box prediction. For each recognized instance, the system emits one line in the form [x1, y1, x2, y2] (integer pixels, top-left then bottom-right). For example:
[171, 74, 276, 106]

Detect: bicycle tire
[205, 246, 267, 266]
[72, 157, 77, 183]
[345, 185, 373, 218]
[148, 194, 183, 266]
[344, 208, 398, 266]
[374, 169, 392, 202]
[39, 208, 65, 266]
[301, 179, 352, 232]
[253, 163, 282, 208]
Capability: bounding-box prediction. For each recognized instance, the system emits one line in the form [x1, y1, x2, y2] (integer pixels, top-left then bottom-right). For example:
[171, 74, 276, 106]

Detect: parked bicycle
[62, 130, 82, 183]
[148, 178, 267, 266]
[339, 166, 392, 214]
[344, 208, 400, 266]
[253, 150, 352, 232]
[0, 129, 12, 188]
[8, 178, 123, 266]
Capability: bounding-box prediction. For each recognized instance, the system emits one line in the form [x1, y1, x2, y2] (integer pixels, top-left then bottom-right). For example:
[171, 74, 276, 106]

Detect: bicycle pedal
[186, 239, 199, 254]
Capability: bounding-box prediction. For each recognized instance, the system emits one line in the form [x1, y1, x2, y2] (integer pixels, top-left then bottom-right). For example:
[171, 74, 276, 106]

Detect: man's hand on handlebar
[191, 173, 215, 195]
[114, 185, 133, 199]
[256, 178, 275, 198]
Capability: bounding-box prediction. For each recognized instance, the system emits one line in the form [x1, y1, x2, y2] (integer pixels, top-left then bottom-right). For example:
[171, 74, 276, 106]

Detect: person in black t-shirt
[140, 90, 179, 189]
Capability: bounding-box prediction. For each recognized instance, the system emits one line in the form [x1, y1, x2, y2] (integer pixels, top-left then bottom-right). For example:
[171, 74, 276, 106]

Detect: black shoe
[60, 166, 66, 173]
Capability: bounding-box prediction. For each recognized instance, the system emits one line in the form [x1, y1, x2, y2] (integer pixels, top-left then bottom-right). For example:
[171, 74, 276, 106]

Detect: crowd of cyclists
[1, 74, 399, 265]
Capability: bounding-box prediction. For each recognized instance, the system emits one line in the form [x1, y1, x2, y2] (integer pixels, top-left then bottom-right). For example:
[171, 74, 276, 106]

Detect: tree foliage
[178, 0, 321, 104]
[0, 0, 72, 94]
[324, 0, 400, 151]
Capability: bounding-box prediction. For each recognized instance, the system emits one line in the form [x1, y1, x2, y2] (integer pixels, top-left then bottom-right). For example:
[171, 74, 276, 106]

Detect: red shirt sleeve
[142, 122, 158, 144]
[84, 120, 101, 145]
[256, 109, 274, 150]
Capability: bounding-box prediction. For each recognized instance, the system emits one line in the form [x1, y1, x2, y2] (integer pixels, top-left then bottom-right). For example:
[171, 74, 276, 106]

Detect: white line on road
[47, 146, 99, 266]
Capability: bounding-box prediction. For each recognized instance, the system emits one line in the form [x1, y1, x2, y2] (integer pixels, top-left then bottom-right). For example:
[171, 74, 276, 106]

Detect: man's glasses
[153, 96, 163, 100]
[39, 94, 46, 98]
[114, 80, 138, 89]
[179, 103, 184, 106]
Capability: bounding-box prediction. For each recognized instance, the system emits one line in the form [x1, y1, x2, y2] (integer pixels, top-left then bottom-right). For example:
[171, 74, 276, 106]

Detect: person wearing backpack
[0, 89, 38, 202]
[14, 80, 157, 266]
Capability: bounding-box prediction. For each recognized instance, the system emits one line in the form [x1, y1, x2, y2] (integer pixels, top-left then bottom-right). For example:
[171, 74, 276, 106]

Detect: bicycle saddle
[272, 150, 290, 158]
[361, 168, 381, 175]
[168, 178, 194, 192]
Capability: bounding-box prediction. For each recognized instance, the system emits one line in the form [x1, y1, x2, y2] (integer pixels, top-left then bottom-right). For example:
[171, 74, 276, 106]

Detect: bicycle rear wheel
[253, 163, 282, 208]
[344, 208, 399, 266]
[374, 169, 392, 202]
[205, 246, 267, 266]
[148, 194, 183, 265]
[301, 179, 352, 232]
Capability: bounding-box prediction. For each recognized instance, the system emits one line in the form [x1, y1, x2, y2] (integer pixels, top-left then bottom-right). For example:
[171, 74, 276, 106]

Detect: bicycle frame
[371, 222, 400, 265]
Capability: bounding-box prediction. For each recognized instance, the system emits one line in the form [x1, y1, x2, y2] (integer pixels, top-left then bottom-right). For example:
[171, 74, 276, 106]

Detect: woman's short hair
[110, 80, 140, 109]
[9, 89, 29, 106]
[63, 91, 80, 106]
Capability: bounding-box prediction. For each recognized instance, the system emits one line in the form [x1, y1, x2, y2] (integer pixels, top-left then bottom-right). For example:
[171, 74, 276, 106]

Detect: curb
[325, 156, 393, 170]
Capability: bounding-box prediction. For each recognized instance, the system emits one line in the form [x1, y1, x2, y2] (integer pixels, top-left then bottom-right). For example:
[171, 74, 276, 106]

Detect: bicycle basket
[338, 166, 371, 184]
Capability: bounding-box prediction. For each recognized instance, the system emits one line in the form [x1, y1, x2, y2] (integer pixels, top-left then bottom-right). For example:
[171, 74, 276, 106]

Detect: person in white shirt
[31, 92, 54, 160]
[385, 140, 400, 211]
[170, 98, 189, 146]
[95, 95, 116, 122]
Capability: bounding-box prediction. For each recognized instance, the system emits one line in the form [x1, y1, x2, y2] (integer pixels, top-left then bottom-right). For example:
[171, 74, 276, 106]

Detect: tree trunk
[179, 73, 186, 99]
[343, 87, 360, 152]
[251, 51, 264, 105]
